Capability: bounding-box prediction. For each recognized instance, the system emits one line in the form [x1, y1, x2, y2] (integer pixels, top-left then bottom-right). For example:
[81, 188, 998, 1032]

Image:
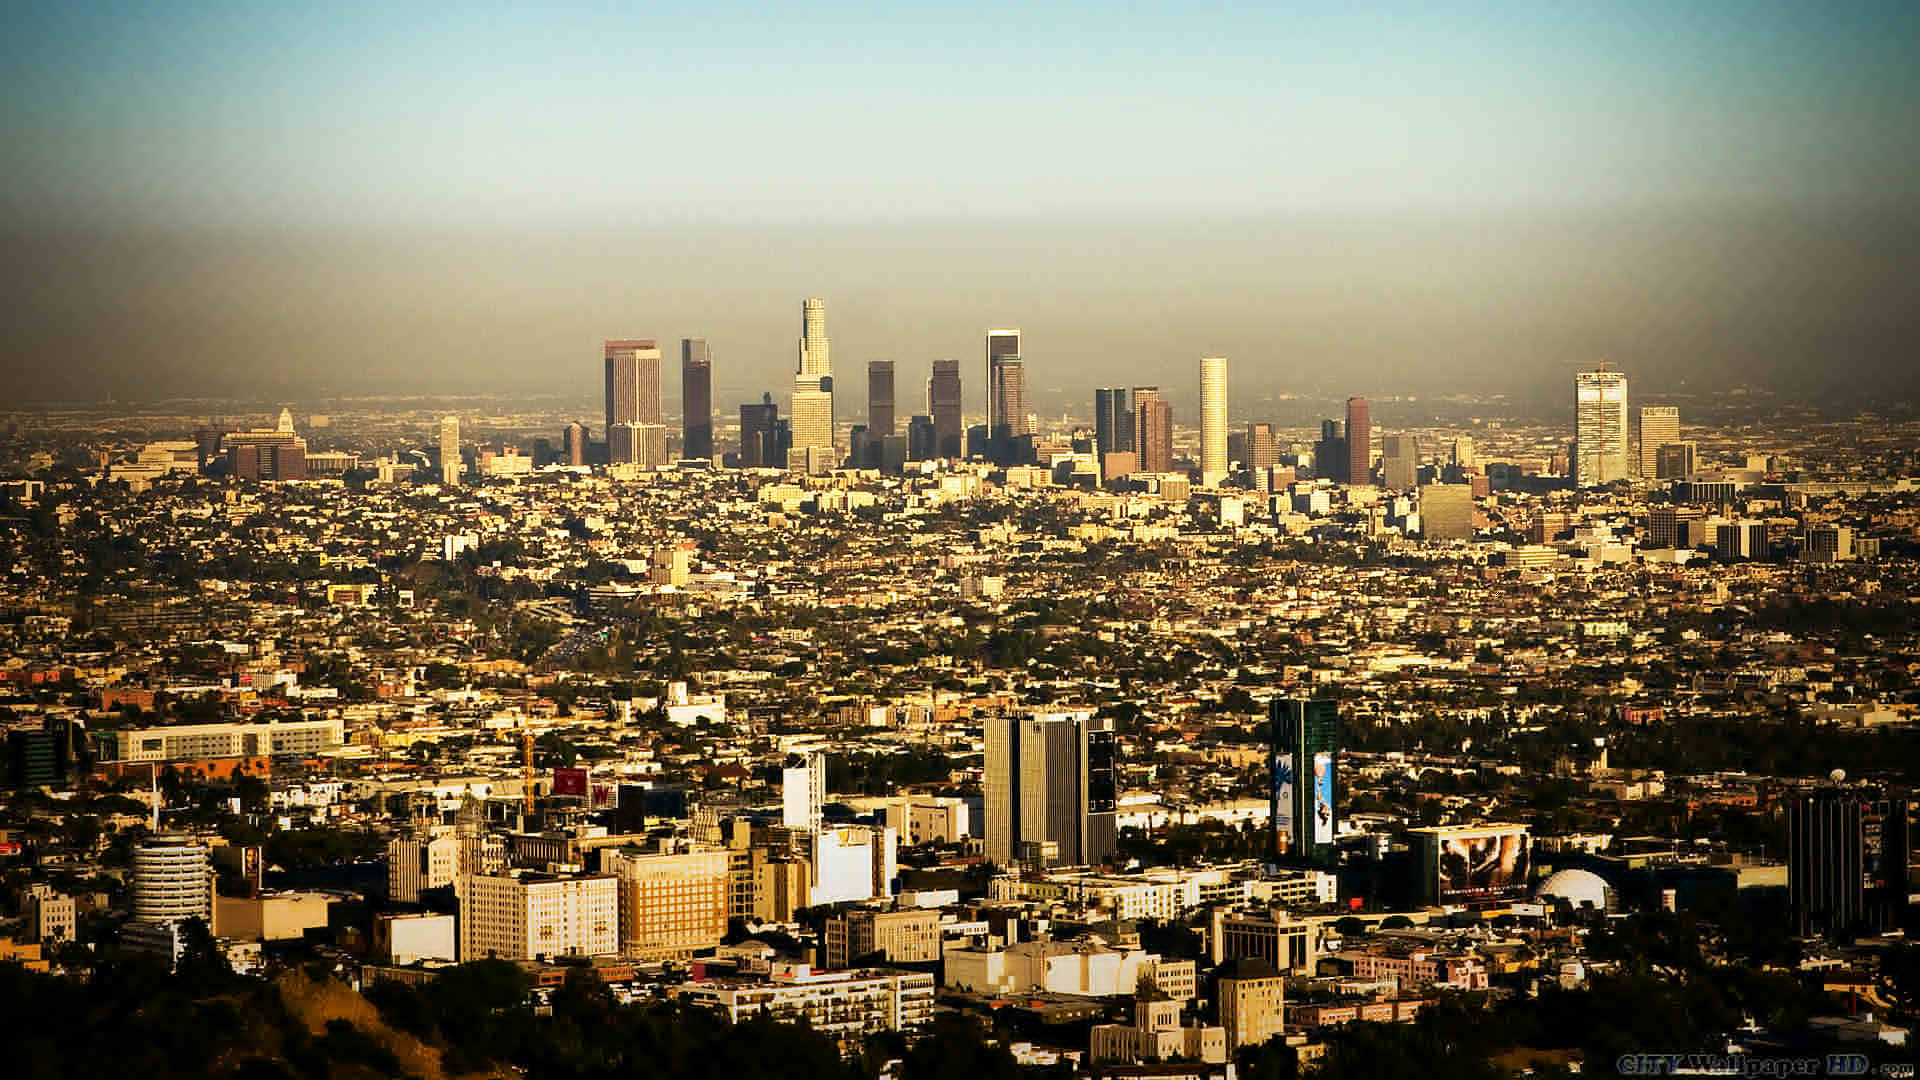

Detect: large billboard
[553, 766, 589, 798]
[1273, 756, 1295, 839]
[1312, 752, 1335, 845]
[1434, 827, 1531, 902]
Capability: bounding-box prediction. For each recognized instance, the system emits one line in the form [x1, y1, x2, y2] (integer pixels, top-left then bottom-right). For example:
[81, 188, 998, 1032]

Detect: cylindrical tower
[1199, 356, 1227, 486]
[132, 833, 212, 923]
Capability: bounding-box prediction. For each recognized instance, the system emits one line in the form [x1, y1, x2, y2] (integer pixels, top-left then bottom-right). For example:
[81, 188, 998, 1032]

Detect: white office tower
[1574, 369, 1630, 486]
[438, 415, 461, 486]
[791, 298, 835, 468]
[132, 833, 212, 923]
[1636, 405, 1680, 479]
[1199, 356, 1228, 486]
[783, 752, 826, 834]
[984, 710, 1118, 869]
[808, 825, 899, 907]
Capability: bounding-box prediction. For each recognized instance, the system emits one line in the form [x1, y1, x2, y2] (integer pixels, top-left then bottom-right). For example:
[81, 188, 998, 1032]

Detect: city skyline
[5, 6, 1920, 1077]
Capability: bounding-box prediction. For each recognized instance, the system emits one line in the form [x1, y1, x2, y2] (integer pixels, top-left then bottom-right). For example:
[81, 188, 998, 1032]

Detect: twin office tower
[602, 338, 710, 468]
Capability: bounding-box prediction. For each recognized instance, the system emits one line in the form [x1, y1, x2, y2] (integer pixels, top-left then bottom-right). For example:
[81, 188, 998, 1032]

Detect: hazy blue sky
[3, 2, 1916, 411]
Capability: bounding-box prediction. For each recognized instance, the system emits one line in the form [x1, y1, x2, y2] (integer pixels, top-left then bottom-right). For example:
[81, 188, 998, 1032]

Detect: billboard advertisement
[553, 766, 589, 798]
[1435, 828, 1531, 902]
[1273, 756, 1295, 839]
[1312, 752, 1335, 845]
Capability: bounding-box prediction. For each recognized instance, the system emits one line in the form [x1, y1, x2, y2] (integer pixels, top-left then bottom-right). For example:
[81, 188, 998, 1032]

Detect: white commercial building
[991, 865, 1250, 921]
[112, 716, 344, 763]
[810, 825, 898, 907]
[944, 936, 1196, 999]
[374, 912, 457, 965]
[782, 752, 825, 834]
[679, 963, 934, 1045]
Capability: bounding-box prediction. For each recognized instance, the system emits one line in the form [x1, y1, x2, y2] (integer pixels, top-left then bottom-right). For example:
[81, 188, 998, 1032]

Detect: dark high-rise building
[868, 360, 896, 438]
[847, 424, 872, 469]
[1133, 387, 1173, 473]
[906, 415, 936, 462]
[1789, 785, 1909, 939]
[739, 394, 782, 469]
[1345, 396, 1371, 485]
[1094, 388, 1133, 459]
[966, 423, 990, 460]
[193, 424, 226, 471]
[563, 422, 588, 467]
[1656, 441, 1697, 481]
[7, 728, 60, 788]
[1646, 506, 1705, 549]
[604, 339, 662, 437]
[1314, 419, 1347, 482]
[984, 710, 1117, 869]
[1270, 698, 1340, 866]
[929, 359, 963, 459]
[985, 329, 1025, 438]
[681, 339, 712, 460]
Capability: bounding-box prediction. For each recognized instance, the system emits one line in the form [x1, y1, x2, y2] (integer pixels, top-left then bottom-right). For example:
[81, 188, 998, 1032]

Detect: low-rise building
[824, 907, 942, 969]
[679, 963, 934, 1050]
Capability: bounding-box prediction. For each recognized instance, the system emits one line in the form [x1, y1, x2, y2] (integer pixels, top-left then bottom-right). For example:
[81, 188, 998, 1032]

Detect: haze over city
[4, 2, 1917, 408]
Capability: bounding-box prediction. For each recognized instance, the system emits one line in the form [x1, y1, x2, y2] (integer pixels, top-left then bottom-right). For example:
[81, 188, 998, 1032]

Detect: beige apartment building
[457, 871, 618, 962]
[823, 907, 941, 969]
[604, 847, 730, 962]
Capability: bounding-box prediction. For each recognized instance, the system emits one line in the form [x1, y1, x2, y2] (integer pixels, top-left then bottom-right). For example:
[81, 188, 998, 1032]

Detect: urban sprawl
[3, 300, 1919, 1079]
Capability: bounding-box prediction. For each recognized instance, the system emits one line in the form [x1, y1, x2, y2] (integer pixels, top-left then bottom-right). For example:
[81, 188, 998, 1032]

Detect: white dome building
[1536, 868, 1612, 912]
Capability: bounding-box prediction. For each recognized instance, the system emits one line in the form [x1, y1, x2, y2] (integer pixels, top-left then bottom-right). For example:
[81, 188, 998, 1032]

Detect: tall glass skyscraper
[1574, 368, 1630, 486]
[681, 339, 712, 461]
[438, 414, 461, 486]
[984, 710, 1116, 869]
[605, 339, 662, 464]
[1133, 386, 1173, 473]
[1094, 387, 1132, 459]
[1344, 396, 1371, 486]
[790, 299, 835, 470]
[867, 360, 896, 438]
[985, 328, 1024, 438]
[1636, 404, 1678, 480]
[929, 359, 963, 459]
